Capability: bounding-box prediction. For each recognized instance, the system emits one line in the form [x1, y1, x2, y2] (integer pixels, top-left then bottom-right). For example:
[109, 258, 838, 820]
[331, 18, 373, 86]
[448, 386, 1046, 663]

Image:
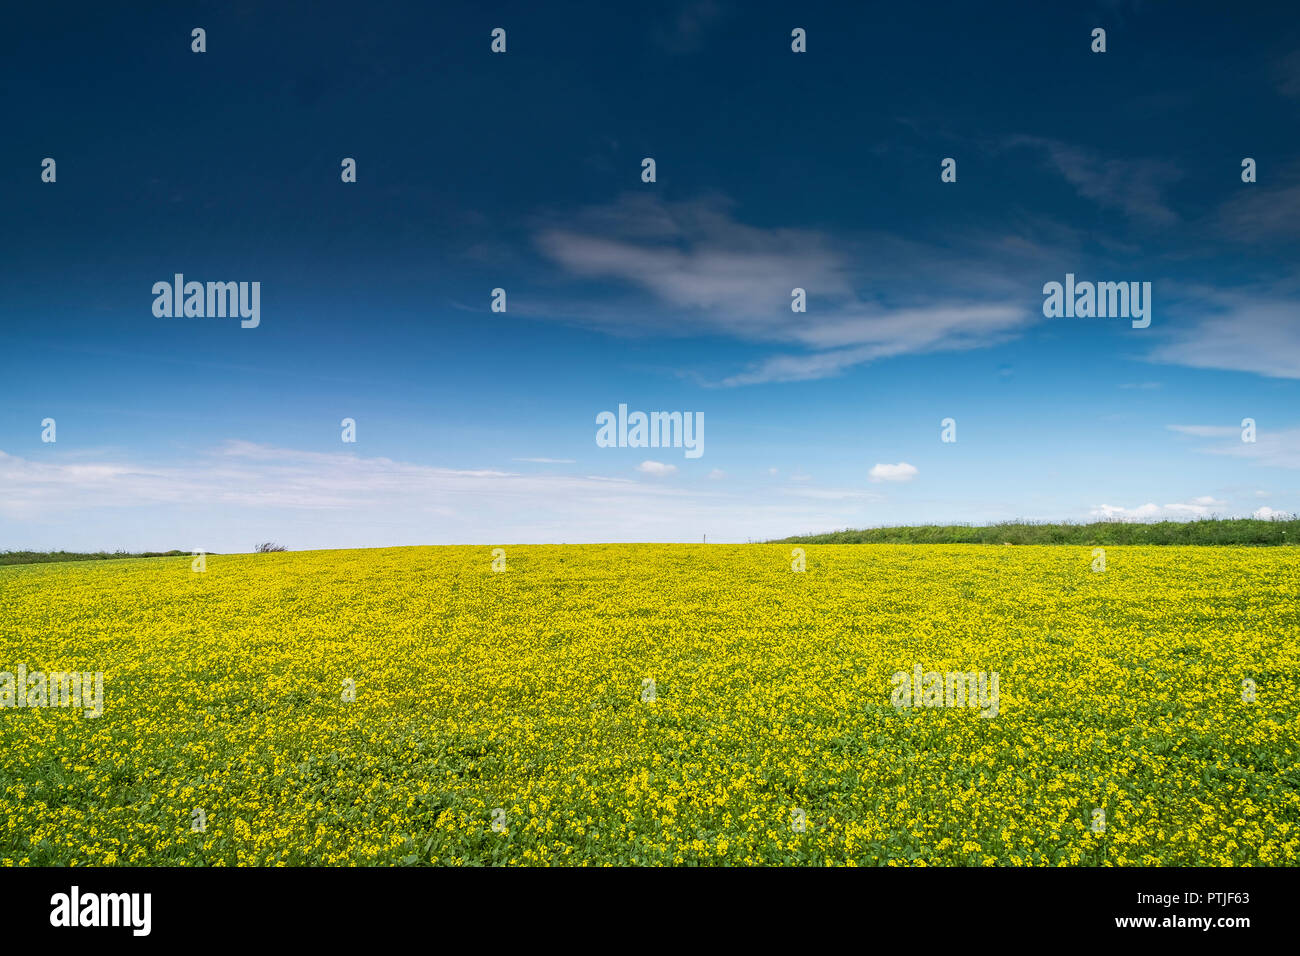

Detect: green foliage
[774, 517, 1300, 546]
[0, 550, 190, 567]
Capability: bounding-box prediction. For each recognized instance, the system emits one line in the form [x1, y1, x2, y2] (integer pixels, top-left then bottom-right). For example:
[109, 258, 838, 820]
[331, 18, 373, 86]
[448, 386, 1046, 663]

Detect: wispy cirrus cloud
[532, 194, 1031, 386]
[1273, 48, 1300, 99]
[780, 486, 882, 501]
[652, 0, 727, 54]
[719, 304, 1024, 386]
[1167, 424, 1241, 438]
[0, 442, 612, 518]
[0, 444, 913, 549]
[1217, 176, 1300, 242]
[1006, 135, 1181, 225]
[1168, 424, 1300, 469]
[1147, 290, 1300, 380]
[535, 194, 852, 336]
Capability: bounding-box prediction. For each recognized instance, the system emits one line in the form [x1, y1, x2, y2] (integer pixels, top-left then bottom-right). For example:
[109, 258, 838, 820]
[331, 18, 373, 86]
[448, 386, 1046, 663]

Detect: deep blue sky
[2, 0, 1298, 549]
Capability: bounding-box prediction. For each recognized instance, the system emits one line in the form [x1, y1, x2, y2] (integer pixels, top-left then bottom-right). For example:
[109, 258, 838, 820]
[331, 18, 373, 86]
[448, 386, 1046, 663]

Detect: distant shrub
[773, 517, 1300, 546]
[0, 550, 189, 567]
[254, 542, 288, 553]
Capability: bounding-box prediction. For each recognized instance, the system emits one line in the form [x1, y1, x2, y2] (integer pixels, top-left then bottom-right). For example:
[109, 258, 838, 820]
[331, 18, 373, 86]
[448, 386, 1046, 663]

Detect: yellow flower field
[1, 544, 1297, 866]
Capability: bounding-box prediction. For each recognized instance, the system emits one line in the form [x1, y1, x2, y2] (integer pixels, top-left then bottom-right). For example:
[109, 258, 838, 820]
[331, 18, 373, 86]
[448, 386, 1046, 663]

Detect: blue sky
[2, 0, 1299, 550]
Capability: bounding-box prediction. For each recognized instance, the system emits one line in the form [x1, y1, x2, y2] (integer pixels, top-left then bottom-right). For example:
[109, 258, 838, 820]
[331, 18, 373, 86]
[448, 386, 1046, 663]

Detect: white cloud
[868, 462, 918, 483]
[636, 460, 678, 476]
[707, 469, 727, 480]
[512, 457, 577, 464]
[1092, 503, 1163, 519]
[1254, 506, 1288, 519]
[1091, 497, 1228, 520]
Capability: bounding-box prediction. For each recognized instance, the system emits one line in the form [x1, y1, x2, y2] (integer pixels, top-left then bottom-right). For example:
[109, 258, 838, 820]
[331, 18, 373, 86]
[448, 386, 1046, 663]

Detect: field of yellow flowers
[1, 544, 1297, 866]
